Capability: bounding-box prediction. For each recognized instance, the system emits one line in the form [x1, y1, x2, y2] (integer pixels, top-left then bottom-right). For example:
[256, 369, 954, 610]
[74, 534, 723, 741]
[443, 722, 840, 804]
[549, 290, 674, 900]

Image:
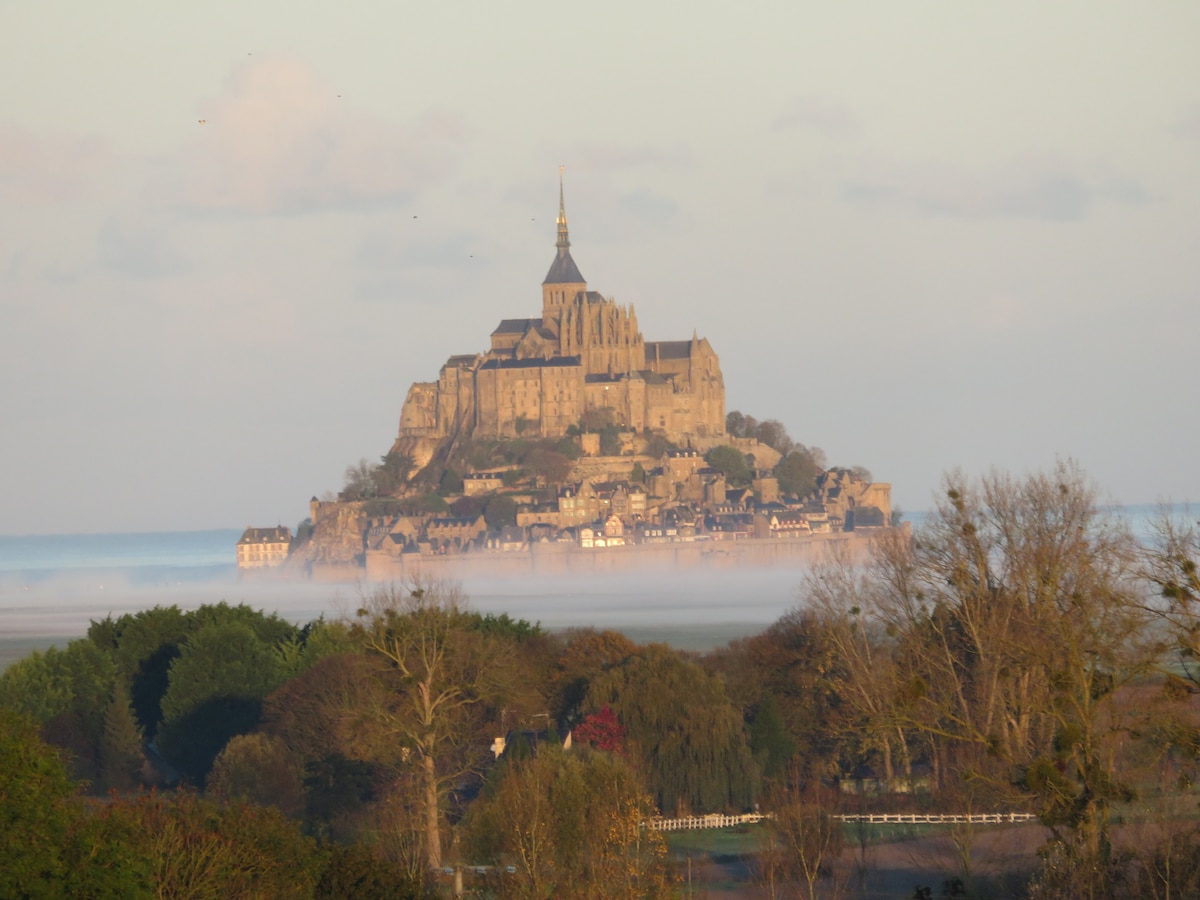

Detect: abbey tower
[395, 178, 725, 465]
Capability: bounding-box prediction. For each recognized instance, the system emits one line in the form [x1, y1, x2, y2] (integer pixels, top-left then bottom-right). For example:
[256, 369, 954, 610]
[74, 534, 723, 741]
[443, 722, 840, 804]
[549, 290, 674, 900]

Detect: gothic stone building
[396, 182, 725, 452]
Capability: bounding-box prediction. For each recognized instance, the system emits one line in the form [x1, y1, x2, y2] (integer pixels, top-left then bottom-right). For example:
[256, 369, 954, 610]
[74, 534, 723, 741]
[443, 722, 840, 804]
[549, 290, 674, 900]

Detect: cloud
[96, 217, 190, 279]
[0, 128, 112, 205]
[771, 96, 860, 138]
[842, 158, 1150, 221]
[165, 57, 464, 216]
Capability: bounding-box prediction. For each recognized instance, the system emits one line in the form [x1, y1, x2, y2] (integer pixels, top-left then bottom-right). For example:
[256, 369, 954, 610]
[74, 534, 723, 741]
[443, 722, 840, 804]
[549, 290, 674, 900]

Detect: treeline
[3, 462, 1200, 897]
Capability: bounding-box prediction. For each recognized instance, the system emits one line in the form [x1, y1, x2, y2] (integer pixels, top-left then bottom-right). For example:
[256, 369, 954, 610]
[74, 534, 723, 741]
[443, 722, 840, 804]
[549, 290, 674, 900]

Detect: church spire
[543, 166, 585, 288]
[556, 165, 570, 255]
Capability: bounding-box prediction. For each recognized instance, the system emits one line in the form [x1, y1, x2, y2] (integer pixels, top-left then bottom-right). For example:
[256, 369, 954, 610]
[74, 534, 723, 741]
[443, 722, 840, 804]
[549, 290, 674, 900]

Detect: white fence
[647, 811, 1036, 832]
[835, 813, 1037, 825]
[648, 813, 770, 832]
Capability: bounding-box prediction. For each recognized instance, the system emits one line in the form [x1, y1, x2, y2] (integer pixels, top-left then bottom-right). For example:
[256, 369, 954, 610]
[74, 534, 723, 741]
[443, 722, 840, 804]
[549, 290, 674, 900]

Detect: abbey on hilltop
[394, 177, 725, 466]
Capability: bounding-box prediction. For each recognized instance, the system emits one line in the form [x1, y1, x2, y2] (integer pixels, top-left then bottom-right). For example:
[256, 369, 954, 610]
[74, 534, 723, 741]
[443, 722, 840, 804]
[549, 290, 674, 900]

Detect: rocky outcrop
[286, 501, 369, 572]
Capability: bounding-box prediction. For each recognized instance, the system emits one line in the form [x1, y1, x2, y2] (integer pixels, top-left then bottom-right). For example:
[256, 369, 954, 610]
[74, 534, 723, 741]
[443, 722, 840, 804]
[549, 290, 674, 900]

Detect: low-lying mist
[0, 564, 809, 651]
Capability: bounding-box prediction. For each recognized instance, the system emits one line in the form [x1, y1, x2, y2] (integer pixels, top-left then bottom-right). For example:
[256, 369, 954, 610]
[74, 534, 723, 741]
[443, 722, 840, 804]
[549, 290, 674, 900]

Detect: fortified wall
[393, 179, 725, 469]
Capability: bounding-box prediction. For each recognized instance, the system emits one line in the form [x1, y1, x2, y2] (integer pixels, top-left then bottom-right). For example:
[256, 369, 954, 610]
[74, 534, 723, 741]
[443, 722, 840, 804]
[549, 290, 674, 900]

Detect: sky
[2, 1, 1198, 535]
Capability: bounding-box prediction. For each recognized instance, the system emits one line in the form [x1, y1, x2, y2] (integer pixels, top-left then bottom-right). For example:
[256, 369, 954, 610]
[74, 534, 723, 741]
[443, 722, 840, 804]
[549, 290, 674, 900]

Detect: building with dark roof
[236, 526, 291, 569]
[394, 174, 725, 465]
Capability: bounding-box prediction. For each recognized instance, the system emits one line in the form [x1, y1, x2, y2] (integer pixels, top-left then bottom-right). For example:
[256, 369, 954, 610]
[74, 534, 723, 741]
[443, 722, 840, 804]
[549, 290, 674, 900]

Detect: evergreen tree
[98, 680, 144, 794]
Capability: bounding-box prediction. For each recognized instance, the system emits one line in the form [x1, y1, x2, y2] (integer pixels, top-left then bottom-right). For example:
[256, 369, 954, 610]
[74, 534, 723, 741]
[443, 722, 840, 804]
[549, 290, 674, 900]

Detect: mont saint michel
[282, 180, 892, 580]
[393, 179, 725, 469]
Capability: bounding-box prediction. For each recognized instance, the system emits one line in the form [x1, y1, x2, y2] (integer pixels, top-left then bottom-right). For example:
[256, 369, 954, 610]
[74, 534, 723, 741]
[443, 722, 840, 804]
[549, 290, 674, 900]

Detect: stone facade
[236, 526, 291, 569]
[395, 180, 725, 462]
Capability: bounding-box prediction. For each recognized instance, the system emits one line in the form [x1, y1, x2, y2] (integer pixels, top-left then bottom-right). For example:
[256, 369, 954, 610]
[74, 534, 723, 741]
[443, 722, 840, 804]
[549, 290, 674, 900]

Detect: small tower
[542, 167, 587, 326]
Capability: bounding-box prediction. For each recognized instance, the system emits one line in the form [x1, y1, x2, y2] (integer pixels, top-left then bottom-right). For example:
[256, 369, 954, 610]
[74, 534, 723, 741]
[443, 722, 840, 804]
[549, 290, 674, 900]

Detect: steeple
[543, 166, 585, 287]
[556, 165, 570, 255]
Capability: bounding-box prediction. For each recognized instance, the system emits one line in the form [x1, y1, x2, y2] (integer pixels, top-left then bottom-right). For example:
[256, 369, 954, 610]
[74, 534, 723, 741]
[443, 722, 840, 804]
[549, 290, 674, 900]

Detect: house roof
[238, 526, 290, 545]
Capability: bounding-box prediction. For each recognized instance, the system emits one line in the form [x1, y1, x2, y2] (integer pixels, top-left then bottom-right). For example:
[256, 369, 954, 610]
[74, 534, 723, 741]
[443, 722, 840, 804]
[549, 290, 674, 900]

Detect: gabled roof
[491, 318, 537, 336]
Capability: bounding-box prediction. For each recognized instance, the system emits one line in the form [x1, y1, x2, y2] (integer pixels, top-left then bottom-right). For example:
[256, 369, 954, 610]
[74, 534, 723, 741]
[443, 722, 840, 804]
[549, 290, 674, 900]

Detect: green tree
[0, 706, 79, 897]
[748, 692, 795, 782]
[464, 747, 674, 899]
[0, 638, 119, 783]
[114, 791, 321, 898]
[316, 842, 424, 900]
[208, 733, 304, 817]
[157, 621, 288, 784]
[484, 495, 518, 530]
[599, 424, 621, 456]
[523, 445, 573, 484]
[97, 680, 144, 793]
[87, 606, 191, 738]
[775, 449, 822, 498]
[437, 467, 464, 496]
[375, 451, 415, 494]
[585, 644, 757, 814]
[704, 445, 752, 487]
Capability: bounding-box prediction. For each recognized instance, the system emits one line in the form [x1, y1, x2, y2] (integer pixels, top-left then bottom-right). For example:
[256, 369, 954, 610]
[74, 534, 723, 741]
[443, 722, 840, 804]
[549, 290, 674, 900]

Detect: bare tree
[1141, 510, 1200, 687]
[351, 579, 514, 871]
[758, 775, 846, 900]
[806, 463, 1155, 889]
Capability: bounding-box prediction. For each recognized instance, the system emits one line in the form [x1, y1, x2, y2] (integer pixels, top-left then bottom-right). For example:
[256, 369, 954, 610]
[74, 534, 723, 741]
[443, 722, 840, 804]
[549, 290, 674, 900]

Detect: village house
[424, 514, 487, 551]
[236, 526, 291, 569]
[463, 472, 505, 496]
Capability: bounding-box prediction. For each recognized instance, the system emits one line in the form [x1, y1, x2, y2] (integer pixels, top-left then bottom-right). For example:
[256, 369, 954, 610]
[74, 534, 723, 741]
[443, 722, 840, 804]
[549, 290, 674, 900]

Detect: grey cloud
[97, 219, 190, 279]
[771, 97, 860, 138]
[843, 160, 1149, 222]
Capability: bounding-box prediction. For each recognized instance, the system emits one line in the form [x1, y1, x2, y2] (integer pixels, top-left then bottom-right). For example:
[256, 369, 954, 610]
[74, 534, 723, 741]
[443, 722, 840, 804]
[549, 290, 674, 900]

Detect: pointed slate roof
[543, 169, 586, 285]
[544, 250, 585, 285]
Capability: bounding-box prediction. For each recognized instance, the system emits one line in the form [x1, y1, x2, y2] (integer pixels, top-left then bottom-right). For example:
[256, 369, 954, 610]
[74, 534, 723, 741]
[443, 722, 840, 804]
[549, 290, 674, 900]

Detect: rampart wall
[332, 531, 885, 584]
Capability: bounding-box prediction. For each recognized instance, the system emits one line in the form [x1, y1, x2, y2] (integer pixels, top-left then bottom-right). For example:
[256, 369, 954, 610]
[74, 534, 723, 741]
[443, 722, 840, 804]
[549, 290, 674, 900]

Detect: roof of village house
[238, 526, 290, 545]
[426, 515, 485, 529]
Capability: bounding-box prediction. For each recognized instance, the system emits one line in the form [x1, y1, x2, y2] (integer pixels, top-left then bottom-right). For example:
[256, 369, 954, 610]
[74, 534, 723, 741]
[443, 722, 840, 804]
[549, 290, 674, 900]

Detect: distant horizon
[0, 500, 1193, 541]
